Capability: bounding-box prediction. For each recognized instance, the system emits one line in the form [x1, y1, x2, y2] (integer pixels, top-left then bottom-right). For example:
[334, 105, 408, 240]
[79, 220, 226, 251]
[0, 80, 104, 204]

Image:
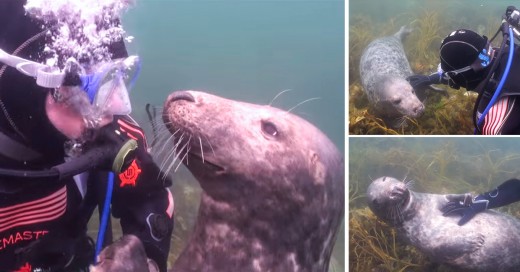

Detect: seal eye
[393, 98, 402, 105]
[262, 121, 278, 137]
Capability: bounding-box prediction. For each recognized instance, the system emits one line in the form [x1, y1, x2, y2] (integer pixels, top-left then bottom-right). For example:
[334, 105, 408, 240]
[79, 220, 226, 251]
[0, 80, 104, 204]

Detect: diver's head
[45, 56, 138, 141]
[440, 29, 491, 90]
[45, 87, 112, 140]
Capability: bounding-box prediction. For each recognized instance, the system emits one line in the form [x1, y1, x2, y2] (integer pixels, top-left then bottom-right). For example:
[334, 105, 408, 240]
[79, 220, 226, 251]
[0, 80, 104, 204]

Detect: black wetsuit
[0, 1, 173, 271]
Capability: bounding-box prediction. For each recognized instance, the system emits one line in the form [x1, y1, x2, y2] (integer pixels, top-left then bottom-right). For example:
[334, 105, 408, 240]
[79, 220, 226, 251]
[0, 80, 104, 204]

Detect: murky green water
[124, 0, 345, 150]
[91, 1, 345, 270]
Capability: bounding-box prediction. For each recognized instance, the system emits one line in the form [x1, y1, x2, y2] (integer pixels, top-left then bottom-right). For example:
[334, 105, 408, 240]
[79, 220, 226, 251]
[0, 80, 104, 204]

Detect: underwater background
[349, 0, 515, 135]
[349, 137, 520, 271]
[88, 0, 344, 271]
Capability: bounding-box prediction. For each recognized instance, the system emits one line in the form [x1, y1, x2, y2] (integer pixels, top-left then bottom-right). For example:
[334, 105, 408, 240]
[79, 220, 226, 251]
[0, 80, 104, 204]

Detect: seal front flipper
[430, 232, 485, 262]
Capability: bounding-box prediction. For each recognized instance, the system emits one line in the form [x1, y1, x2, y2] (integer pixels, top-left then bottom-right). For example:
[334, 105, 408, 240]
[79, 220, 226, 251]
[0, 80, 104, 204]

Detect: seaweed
[406, 10, 444, 74]
[348, 15, 375, 82]
[349, 207, 429, 272]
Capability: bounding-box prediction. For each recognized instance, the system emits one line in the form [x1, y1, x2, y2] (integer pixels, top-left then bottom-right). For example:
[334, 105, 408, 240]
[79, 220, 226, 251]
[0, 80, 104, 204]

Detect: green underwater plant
[349, 207, 429, 272]
[406, 9, 444, 74]
[348, 15, 375, 82]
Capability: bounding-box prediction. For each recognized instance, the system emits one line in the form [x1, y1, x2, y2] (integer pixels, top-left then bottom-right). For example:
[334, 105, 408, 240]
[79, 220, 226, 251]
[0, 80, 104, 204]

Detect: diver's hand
[441, 193, 489, 226]
[406, 73, 443, 90]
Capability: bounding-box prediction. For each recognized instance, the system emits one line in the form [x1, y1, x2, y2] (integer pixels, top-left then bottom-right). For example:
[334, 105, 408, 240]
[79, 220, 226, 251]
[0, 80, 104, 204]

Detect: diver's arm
[109, 116, 174, 272]
[406, 72, 448, 90]
[441, 178, 520, 225]
[113, 185, 174, 272]
[477, 178, 520, 208]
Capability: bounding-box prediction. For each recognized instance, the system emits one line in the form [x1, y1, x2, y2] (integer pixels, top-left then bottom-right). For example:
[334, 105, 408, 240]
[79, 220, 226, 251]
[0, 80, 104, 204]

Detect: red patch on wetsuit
[119, 159, 141, 187]
[13, 262, 31, 272]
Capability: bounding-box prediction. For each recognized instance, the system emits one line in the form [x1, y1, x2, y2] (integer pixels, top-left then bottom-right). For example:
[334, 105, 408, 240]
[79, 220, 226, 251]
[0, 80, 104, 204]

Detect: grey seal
[162, 90, 344, 272]
[367, 176, 520, 272]
[359, 26, 425, 127]
[89, 235, 159, 272]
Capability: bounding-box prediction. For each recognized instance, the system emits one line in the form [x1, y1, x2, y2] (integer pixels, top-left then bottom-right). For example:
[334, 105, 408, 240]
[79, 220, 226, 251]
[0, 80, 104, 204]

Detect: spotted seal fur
[359, 26, 424, 127]
[89, 235, 159, 272]
[367, 176, 520, 272]
[162, 90, 344, 271]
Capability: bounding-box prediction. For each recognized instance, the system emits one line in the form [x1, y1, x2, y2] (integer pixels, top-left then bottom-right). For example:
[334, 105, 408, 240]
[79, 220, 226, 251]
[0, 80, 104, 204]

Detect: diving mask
[0, 48, 140, 130]
[60, 56, 140, 129]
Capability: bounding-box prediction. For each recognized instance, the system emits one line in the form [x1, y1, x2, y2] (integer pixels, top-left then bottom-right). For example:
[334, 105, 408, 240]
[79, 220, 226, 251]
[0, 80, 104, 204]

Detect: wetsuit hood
[0, 0, 67, 165]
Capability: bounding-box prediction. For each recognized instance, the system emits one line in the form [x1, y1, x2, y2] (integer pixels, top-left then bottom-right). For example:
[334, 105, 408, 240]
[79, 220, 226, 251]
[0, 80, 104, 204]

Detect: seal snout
[413, 103, 425, 116]
[166, 90, 195, 103]
[389, 183, 407, 200]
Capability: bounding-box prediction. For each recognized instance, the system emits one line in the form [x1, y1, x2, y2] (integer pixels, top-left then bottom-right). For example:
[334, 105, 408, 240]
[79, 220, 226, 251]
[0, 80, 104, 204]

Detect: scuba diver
[407, 6, 520, 135]
[0, 0, 173, 271]
[410, 6, 520, 226]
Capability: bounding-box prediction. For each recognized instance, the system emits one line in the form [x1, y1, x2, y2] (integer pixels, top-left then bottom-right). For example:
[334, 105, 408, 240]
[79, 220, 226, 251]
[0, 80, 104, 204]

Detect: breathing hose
[476, 26, 515, 129]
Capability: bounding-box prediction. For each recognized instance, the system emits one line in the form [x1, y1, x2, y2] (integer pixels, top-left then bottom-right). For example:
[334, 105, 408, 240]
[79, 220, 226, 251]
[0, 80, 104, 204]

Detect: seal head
[162, 90, 344, 272]
[367, 176, 411, 226]
[89, 235, 159, 272]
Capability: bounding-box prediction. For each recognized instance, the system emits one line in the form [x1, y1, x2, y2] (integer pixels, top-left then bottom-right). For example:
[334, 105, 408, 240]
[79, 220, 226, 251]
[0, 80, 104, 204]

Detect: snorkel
[0, 48, 138, 126]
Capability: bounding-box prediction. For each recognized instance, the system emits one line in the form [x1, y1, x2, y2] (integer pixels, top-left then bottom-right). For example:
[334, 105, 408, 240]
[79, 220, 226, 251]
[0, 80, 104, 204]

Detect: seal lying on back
[359, 26, 425, 127]
[367, 176, 520, 272]
[162, 90, 344, 272]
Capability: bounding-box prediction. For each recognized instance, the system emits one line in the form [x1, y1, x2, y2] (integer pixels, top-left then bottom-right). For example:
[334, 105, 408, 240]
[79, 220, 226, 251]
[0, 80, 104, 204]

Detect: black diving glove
[441, 179, 520, 226]
[441, 193, 489, 226]
[406, 73, 446, 90]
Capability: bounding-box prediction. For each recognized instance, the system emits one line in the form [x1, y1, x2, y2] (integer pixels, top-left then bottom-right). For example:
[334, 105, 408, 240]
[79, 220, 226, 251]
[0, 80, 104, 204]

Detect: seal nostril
[169, 91, 195, 103]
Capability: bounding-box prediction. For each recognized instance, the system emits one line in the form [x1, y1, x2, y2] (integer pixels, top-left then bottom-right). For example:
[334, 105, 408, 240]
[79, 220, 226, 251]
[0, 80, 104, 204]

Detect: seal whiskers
[404, 179, 415, 190]
[269, 89, 292, 106]
[158, 132, 187, 179]
[203, 134, 216, 157]
[198, 137, 205, 164]
[287, 97, 321, 113]
[174, 137, 191, 173]
[394, 116, 407, 128]
[167, 134, 190, 174]
[158, 132, 181, 178]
